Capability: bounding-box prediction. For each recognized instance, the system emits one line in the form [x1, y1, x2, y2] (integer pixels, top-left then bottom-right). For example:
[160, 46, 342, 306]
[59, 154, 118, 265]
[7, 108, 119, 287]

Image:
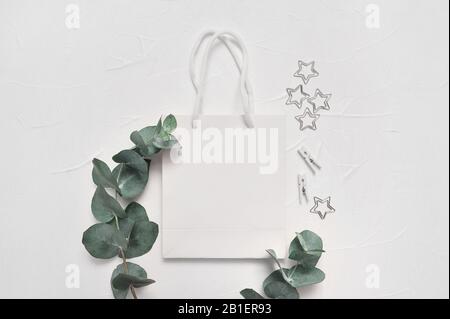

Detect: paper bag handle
[190, 30, 255, 128]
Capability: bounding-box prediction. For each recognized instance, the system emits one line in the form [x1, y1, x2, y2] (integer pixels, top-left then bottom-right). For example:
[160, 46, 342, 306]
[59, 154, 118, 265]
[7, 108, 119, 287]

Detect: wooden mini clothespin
[297, 174, 308, 204]
[297, 147, 321, 175]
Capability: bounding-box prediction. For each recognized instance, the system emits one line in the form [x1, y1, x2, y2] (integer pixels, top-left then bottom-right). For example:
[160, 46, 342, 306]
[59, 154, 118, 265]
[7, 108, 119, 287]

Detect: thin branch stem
[115, 190, 138, 300]
[119, 247, 138, 299]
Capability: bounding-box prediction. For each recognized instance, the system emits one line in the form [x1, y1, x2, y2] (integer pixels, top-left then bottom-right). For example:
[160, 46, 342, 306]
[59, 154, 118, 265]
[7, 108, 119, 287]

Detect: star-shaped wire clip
[294, 60, 319, 85]
[310, 196, 335, 220]
[302, 98, 316, 113]
[286, 84, 310, 109]
[295, 108, 320, 131]
[308, 89, 332, 113]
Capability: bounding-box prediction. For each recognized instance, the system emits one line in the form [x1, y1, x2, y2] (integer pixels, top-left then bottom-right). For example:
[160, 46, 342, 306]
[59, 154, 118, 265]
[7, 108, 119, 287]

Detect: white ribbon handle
[190, 30, 255, 128]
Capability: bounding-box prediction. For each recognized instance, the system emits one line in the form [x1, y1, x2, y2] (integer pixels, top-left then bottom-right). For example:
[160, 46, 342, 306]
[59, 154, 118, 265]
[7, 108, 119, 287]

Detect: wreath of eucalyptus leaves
[82, 114, 178, 299]
[241, 230, 325, 299]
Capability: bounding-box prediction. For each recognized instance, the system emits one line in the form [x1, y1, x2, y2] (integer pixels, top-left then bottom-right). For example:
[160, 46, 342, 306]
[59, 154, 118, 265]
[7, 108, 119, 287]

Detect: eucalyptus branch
[112, 194, 137, 298]
[82, 115, 178, 299]
[119, 246, 138, 299]
[240, 230, 326, 299]
[115, 210, 138, 300]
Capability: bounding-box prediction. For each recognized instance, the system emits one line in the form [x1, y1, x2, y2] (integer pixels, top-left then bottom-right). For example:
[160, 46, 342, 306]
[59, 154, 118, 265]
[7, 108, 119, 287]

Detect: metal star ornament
[294, 60, 319, 85]
[295, 108, 320, 131]
[302, 98, 316, 113]
[286, 84, 310, 109]
[309, 89, 332, 113]
[310, 196, 335, 220]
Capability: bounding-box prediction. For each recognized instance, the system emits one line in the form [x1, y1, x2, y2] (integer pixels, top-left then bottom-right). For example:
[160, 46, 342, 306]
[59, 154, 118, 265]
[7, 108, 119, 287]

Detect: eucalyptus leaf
[138, 126, 159, 150]
[138, 126, 158, 140]
[125, 202, 149, 223]
[162, 114, 177, 133]
[240, 289, 264, 299]
[285, 265, 325, 288]
[130, 129, 160, 157]
[296, 230, 323, 252]
[91, 186, 126, 222]
[108, 202, 149, 240]
[153, 135, 178, 149]
[266, 249, 282, 269]
[266, 249, 290, 282]
[108, 217, 135, 239]
[111, 262, 152, 299]
[125, 221, 159, 259]
[82, 223, 127, 259]
[92, 159, 119, 191]
[112, 150, 149, 199]
[155, 117, 163, 134]
[289, 230, 324, 268]
[131, 118, 178, 153]
[130, 130, 147, 150]
[112, 273, 155, 290]
[263, 269, 299, 299]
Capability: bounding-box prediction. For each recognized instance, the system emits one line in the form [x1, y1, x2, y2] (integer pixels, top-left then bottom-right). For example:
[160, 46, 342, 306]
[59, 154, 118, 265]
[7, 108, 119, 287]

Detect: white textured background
[0, 0, 448, 299]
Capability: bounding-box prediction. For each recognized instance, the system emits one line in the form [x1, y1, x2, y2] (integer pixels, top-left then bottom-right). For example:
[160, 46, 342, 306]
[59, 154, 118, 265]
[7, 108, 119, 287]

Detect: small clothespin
[297, 146, 321, 175]
[297, 174, 308, 204]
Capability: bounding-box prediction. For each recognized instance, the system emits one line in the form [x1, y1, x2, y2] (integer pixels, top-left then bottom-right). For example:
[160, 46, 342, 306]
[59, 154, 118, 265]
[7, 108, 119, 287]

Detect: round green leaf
[130, 129, 160, 157]
[125, 221, 159, 259]
[112, 150, 149, 199]
[108, 217, 135, 239]
[82, 223, 127, 259]
[91, 186, 126, 222]
[240, 289, 264, 299]
[108, 203, 150, 247]
[153, 135, 178, 149]
[265, 249, 292, 283]
[297, 230, 323, 252]
[92, 158, 119, 191]
[125, 202, 149, 223]
[263, 269, 299, 299]
[289, 230, 324, 268]
[285, 265, 325, 288]
[138, 126, 159, 145]
[130, 130, 147, 149]
[162, 114, 177, 133]
[113, 273, 155, 290]
[155, 117, 163, 133]
[111, 262, 153, 299]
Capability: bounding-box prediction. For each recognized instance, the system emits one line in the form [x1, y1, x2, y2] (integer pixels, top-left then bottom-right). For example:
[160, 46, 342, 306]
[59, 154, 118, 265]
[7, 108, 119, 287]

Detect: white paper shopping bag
[162, 31, 286, 258]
